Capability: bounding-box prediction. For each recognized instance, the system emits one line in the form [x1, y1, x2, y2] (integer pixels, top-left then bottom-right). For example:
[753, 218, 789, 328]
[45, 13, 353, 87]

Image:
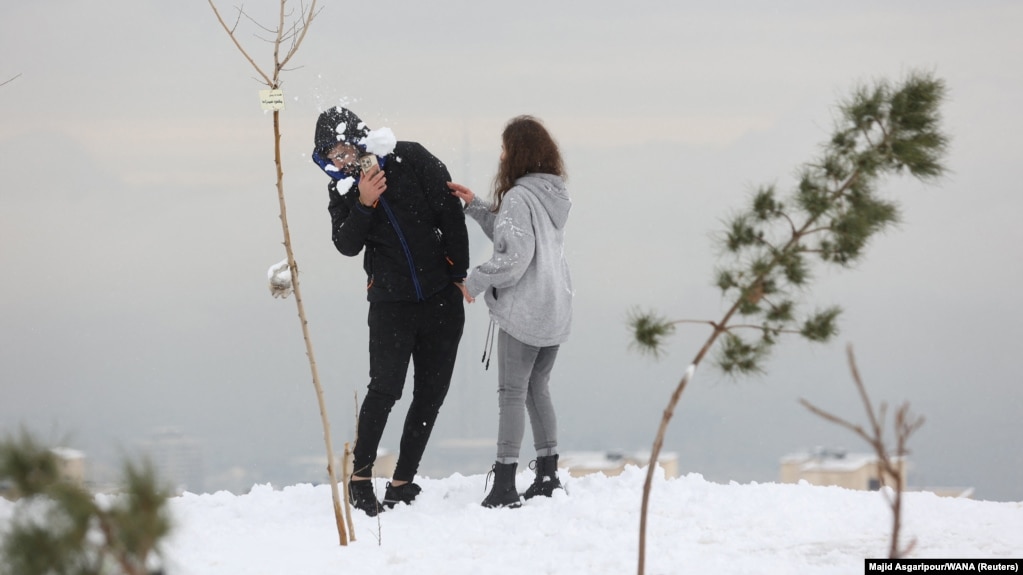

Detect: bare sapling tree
[0, 431, 172, 575]
[342, 441, 355, 538]
[628, 71, 948, 574]
[801, 344, 924, 559]
[207, 0, 351, 546]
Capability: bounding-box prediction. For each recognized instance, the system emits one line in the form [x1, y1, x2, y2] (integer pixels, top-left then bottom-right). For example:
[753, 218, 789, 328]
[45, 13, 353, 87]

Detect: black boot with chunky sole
[383, 481, 422, 508]
[481, 462, 522, 509]
[522, 454, 563, 500]
[348, 479, 384, 517]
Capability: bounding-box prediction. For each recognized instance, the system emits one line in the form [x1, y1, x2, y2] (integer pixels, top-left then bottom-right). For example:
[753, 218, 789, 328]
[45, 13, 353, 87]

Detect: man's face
[326, 143, 360, 176]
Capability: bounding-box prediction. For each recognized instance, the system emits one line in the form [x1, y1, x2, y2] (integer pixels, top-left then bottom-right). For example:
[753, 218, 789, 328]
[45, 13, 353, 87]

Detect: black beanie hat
[313, 107, 371, 154]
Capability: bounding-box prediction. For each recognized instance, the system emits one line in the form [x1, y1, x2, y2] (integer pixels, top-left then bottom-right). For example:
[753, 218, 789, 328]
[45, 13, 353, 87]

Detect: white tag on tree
[259, 89, 285, 111]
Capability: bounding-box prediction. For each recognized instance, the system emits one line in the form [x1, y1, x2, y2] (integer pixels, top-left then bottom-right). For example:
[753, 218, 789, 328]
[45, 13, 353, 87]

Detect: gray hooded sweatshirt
[464, 173, 572, 347]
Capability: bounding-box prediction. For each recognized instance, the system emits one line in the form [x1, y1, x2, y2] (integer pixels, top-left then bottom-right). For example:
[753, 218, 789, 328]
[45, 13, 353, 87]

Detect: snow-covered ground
[144, 466, 1022, 574]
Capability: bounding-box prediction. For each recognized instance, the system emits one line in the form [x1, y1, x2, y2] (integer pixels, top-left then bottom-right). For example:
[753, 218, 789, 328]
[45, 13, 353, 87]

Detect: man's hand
[358, 167, 386, 207]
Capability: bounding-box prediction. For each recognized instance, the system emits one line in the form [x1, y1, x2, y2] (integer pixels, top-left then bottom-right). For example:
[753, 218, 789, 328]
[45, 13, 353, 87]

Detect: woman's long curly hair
[491, 115, 565, 212]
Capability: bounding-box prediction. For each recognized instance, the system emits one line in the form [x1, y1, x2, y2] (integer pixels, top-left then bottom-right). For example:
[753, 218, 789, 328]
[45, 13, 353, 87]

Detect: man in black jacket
[311, 107, 469, 516]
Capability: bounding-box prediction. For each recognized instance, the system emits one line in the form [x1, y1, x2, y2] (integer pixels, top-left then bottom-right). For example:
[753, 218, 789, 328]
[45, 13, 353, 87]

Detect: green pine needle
[801, 307, 842, 342]
[629, 310, 676, 357]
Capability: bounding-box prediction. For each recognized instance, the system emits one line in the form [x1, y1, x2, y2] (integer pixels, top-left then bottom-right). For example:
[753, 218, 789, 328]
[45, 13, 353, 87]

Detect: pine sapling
[629, 71, 948, 575]
[0, 432, 172, 575]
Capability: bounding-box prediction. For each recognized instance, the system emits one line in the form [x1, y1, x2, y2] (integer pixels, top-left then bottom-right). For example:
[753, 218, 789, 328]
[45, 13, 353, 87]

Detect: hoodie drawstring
[482, 319, 496, 370]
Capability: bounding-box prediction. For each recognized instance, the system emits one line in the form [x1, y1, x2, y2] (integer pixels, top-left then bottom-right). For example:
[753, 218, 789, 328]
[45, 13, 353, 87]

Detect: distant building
[780, 447, 902, 491]
[52, 447, 86, 486]
[139, 428, 204, 495]
[1, 447, 85, 501]
[559, 450, 679, 479]
[780, 447, 973, 498]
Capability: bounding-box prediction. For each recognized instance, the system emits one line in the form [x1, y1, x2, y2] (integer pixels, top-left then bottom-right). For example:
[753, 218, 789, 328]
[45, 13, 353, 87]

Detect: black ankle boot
[481, 462, 522, 509]
[348, 479, 384, 517]
[522, 454, 563, 500]
[383, 481, 422, 508]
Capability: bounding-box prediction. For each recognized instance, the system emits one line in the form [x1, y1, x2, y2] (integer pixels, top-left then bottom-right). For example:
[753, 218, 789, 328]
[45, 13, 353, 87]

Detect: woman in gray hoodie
[448, 115, 573, 508]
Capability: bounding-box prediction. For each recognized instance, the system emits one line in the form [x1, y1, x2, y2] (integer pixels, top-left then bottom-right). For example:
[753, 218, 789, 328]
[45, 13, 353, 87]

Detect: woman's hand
[454, 281, 474, 303]
[447, 181, 475, 205]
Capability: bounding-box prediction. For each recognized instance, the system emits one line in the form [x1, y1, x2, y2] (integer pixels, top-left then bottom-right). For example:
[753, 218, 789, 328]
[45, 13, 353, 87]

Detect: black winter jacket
[326, 141, 469, 303]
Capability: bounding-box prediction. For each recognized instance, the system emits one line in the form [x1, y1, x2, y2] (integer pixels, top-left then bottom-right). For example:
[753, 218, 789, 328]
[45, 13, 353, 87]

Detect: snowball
[267, 258, 293, 299]
[361, 127, 397, 157]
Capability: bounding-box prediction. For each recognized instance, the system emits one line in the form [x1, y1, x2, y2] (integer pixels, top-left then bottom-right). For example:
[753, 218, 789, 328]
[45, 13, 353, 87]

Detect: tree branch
[0, 73, 22, 89]
[726, 323, 800, 335]
[208, 0, 272, 86]
[801, 344, 923, 559]
[277, 0, 320, 75]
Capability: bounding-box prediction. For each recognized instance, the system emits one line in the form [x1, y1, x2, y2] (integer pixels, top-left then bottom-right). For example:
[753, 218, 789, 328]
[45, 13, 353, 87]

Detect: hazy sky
[2, 1, 1021, 501]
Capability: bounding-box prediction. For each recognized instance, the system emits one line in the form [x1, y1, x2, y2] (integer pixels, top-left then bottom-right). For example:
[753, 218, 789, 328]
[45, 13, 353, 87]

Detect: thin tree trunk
[207, 0, 344, 546]
[272, 109, 348, 546]
[342, 441, 356, 540]
[637, 325, 721, 575]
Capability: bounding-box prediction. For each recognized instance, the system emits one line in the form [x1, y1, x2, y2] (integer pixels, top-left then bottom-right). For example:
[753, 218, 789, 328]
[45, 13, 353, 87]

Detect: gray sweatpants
[495, 329, 560, 464]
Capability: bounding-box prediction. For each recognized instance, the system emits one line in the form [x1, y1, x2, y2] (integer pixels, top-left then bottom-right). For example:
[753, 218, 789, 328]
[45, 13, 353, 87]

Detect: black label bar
[865, 558, 1021, 573]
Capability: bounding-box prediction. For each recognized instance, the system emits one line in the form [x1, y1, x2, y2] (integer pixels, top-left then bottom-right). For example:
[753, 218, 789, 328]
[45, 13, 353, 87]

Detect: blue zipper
[378, 196, 425, 301]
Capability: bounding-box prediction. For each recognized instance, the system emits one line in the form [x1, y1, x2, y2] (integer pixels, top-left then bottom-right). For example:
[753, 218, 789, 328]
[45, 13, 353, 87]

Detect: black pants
[352, 283, 464, 481]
